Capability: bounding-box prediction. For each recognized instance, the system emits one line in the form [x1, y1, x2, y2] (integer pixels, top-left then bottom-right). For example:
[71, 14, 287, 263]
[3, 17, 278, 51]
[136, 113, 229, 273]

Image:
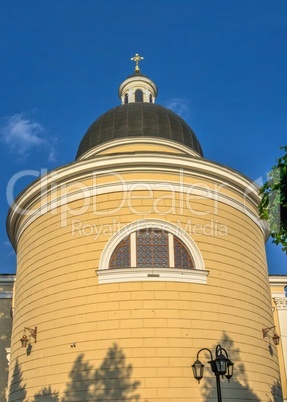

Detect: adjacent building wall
[0, 275, 15, 402]
[270, 276, 287, 402]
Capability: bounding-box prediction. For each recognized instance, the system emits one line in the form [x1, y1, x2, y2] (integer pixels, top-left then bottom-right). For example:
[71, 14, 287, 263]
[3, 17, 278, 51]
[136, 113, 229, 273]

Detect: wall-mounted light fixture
[20, 327, 37, 348]
[262, 326, 280, 346]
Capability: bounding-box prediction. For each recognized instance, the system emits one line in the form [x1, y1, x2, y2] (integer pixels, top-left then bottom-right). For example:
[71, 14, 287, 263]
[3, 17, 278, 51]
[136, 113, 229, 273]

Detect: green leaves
[259, 146, 287, 254]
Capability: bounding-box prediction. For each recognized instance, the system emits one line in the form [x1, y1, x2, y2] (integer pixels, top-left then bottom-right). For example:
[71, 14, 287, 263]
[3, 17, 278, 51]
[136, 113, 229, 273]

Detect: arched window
[109, 229, 194, 269]
[124, 93, 129, 104]
[98, 220, 207, 284]
[149, 93, 153, 103]
[135, 89, 143, 102]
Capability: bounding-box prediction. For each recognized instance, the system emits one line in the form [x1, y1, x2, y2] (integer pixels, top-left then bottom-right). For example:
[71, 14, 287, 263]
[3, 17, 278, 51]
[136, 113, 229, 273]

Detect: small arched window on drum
[109, 229, 194, 269]
[135, 89, 143, 102]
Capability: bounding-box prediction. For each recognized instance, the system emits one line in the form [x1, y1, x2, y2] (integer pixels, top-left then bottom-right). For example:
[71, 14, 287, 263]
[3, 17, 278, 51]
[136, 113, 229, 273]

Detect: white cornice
[269, 276, 287, 287]
[0, 275, 16, 283]
[8, 153, 260, 214]
[269, 276, 287, 299]
[97, 267, 209, 285]
[77, 137, 203, 160]
[7, 151, 263, 248]
[11, 178, 266, 249]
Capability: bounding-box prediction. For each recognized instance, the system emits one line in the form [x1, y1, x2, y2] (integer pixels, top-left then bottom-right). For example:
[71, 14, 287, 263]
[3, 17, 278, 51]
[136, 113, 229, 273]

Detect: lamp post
[192, 344, 234, 402]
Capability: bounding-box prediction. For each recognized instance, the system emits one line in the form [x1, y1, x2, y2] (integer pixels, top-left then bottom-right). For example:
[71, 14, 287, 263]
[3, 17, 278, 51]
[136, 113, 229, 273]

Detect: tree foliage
[259, 146, 287, 254]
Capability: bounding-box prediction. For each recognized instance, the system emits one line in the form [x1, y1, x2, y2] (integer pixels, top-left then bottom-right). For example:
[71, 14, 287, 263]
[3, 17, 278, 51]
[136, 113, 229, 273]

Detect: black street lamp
[192, 344, 234, 402]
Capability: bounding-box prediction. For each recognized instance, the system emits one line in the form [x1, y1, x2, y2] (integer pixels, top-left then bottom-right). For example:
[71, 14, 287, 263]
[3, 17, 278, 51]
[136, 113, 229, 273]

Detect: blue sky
[0, 0, 286, 275]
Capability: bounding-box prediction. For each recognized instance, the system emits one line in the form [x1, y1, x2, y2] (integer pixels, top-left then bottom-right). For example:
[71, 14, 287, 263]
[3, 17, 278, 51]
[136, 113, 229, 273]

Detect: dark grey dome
[76, 102, 203, 159]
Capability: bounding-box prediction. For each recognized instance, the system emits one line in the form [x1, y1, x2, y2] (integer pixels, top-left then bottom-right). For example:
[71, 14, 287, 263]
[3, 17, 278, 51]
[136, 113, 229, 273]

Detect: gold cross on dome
[131, 53, 144, 72]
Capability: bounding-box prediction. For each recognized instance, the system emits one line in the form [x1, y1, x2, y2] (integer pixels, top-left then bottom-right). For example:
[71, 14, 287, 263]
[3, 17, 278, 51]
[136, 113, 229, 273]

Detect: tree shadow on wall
[8, 359, 26, 402]
[61, 352, 95, 401]
[32, 386, 59, 402]
[91, 344, 140, 401]
[8, 344, 141, 402]
[62, 343, 140, 401]
[8, 361, 60, 402]
[270, 380, 283, 402]
[200, 332, 282, 402]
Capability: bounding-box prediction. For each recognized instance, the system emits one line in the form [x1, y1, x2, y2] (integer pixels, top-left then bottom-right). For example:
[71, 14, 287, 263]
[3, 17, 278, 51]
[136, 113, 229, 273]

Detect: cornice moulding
[7, 152, 263, 248]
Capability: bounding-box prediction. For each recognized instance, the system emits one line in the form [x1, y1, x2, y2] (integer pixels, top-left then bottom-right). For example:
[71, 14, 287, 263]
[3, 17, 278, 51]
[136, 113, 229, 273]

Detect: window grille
[109, 229, 194, 270]
[110, 236, 130, 269]
[174, 236, 194, 269]
[137, 230, 168, 267]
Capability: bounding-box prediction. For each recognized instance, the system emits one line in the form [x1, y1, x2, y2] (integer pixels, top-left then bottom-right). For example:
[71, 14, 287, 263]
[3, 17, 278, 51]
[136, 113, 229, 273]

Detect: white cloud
[164, 98, 191, 119]
[0, 114, 56, 160]
[2, 241, 15, 256]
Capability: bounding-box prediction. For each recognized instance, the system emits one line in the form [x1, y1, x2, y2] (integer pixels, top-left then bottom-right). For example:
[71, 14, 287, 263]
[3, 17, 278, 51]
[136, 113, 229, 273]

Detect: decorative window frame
[97, 219, 208, 285]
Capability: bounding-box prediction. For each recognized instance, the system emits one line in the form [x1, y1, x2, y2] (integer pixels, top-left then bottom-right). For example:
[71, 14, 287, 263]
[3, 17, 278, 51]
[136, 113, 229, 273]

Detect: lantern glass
[20, 335, 29, 348]
[273, 334, 280, 346]
[214, 352, 227, 375]
[192, 360, 204, 383]
[225, 359, 234, 382]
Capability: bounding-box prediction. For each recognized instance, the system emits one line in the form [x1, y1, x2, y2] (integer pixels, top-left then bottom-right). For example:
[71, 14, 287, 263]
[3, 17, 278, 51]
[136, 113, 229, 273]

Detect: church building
[6, 55, 284, 401]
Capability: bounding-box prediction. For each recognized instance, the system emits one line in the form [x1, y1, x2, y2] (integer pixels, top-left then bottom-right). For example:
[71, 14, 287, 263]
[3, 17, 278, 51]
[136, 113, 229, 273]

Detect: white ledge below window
[97, 268, 209, 285]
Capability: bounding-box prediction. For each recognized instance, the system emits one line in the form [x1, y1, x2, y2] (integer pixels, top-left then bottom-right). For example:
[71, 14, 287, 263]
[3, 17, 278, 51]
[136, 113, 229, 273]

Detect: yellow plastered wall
[270, 280, 287, 401]
[94, 143, 188, 156]
[8, 167, 282, 402]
